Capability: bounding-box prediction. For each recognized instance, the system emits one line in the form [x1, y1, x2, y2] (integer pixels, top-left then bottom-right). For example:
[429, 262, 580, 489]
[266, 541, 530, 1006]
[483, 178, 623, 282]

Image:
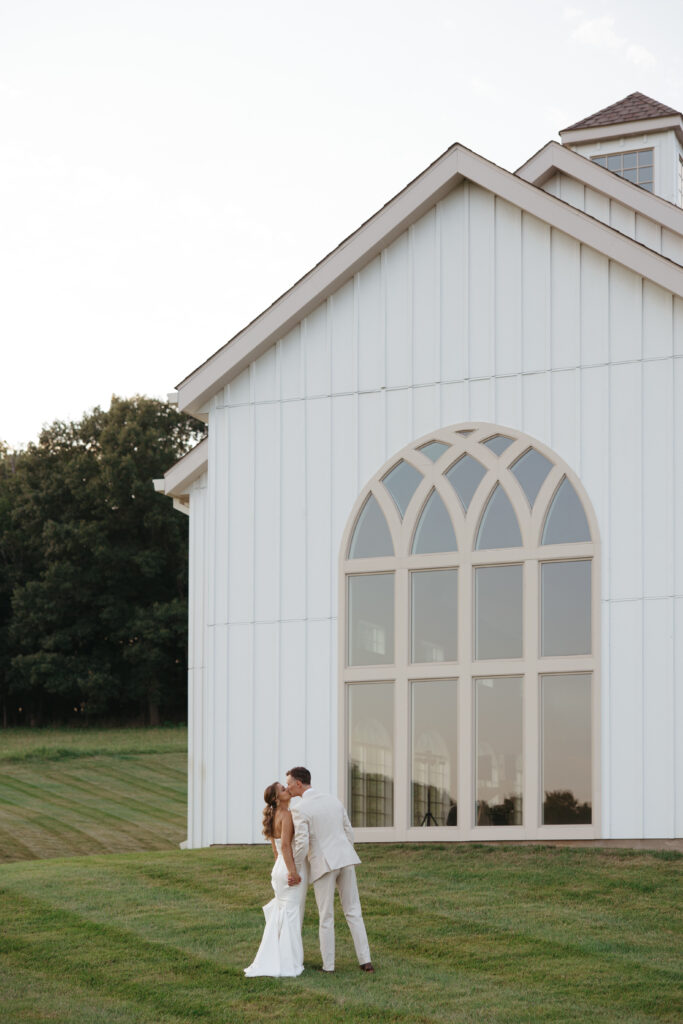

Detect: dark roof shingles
[562, 92, 682, 132]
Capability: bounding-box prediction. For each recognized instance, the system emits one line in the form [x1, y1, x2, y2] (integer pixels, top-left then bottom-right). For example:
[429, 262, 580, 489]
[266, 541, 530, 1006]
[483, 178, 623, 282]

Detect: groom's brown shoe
[359, 963, 375, 972]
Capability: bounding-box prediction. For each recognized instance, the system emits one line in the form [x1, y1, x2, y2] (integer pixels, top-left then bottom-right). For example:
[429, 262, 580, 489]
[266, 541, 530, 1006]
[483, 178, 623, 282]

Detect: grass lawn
[0, 728, 681, 1023]
[0, 726, 187, 862]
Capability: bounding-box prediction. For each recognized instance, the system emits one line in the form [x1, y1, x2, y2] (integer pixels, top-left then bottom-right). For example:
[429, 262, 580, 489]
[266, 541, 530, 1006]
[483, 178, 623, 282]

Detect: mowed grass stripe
[0, 794, 114, 860]
[49, 757, 186, 816]
[0, 753, 186, 863]
[0, 726, 188, 762]
[1, 888, 402, 1024]
[1, 846, 681, 1024]
[0, 765, 184, 834]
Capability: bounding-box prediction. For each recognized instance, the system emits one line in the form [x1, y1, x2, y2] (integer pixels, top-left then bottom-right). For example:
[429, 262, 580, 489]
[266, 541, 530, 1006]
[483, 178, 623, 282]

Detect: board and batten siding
[541, 171, 683, 266]
[186, 180, 683, 847]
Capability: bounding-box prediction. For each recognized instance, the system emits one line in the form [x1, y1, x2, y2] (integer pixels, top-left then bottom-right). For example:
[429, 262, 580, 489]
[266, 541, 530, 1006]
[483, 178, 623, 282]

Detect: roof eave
[559, 114, 683, 147]
[516, 141, 683, 238]
[176, 145, 467, 416]
[157, 437, 208, 500]
[177, 143, 683, 418]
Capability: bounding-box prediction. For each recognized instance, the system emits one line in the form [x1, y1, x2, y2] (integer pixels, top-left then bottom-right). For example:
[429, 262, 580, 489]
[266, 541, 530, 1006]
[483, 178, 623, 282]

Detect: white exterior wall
[188, 181, 683, 846]
[542, 172, 683, 266]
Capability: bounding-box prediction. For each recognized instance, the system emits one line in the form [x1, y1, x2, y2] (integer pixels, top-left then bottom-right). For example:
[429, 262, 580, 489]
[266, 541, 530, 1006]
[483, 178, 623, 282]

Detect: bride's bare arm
[280, 811, 301, 885]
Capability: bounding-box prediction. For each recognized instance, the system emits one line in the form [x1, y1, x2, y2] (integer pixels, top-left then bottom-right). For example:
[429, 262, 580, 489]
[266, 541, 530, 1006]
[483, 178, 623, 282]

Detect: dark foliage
[0, 396, 205, 726]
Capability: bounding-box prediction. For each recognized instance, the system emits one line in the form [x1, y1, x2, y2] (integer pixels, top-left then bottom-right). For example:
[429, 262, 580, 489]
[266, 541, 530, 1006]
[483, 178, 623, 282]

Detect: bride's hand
[287, 872, 301, 886]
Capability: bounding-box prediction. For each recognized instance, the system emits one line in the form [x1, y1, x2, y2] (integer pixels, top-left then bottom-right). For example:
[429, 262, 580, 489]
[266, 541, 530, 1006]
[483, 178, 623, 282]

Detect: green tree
[0, 396, 205, 725]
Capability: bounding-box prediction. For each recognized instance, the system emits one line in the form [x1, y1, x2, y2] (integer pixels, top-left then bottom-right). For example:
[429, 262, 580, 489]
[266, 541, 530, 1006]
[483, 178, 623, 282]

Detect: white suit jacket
[292, 789, 361, 884]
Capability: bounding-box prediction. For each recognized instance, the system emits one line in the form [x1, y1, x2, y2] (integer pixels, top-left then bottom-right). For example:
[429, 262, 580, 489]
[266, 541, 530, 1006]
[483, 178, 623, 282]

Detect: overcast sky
[1, 0, 681, 448]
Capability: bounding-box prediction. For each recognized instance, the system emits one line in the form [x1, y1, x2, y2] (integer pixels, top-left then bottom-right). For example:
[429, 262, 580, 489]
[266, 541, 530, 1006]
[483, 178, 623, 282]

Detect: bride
[244, 781, 308, 977]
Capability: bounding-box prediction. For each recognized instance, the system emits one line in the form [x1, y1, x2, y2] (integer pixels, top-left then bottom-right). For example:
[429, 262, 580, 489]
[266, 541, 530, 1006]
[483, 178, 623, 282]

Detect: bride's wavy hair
[261, 782, 280, 839]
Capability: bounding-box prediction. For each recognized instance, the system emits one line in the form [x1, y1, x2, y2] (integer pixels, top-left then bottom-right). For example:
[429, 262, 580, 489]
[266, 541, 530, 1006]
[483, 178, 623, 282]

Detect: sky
[1, 0, 682, 448]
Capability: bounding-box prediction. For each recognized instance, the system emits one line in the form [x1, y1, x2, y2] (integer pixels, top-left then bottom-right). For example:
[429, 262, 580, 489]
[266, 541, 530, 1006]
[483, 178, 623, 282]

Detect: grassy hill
[0, 726, 187, 862]
[0, 728, 681, 1023]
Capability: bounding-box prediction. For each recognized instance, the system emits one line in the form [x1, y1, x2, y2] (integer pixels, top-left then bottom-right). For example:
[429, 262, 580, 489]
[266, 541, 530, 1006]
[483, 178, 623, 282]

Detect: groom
[285, 766, 374, 974]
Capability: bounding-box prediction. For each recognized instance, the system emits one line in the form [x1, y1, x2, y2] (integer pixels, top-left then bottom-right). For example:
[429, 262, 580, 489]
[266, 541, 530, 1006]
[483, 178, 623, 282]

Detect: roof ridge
[561, 92, 682, 132]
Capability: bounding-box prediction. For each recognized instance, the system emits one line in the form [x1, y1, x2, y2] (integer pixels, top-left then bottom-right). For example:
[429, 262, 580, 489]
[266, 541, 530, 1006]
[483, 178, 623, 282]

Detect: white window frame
[338, 423, 601, 843]
[591, 147, 654, 192]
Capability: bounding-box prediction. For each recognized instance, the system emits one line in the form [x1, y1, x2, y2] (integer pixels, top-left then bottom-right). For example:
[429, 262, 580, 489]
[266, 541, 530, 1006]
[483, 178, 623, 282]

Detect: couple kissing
[244, 766, 374, 977]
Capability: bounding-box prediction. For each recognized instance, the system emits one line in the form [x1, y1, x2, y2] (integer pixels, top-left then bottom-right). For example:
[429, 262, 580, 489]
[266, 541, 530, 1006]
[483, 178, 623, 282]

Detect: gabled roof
[155, 436, 208, 501]
[516, 141, 683, 240]
[174, 143, 683, 419]
[562, 92, 682, 132]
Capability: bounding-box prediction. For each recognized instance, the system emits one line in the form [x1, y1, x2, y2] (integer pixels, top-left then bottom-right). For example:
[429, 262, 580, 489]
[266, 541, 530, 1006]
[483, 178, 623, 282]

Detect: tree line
[0, 396, 206, 727]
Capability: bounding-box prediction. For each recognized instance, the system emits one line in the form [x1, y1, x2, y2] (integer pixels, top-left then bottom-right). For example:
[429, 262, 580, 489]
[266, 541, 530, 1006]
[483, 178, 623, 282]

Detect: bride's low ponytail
[262, 782, 279, 838]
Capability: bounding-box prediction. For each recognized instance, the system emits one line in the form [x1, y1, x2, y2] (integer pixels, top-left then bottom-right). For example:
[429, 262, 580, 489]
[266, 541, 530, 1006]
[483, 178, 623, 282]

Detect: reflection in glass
[541, 561, 591, 656]
[446, 454, 487, 511]
[542, 674, 592, 824]
[412, 680, 458, 826]
[411, 570, 458, 663]
[348, 682, 394, 827]
[476, 676, 523, 826]
[483, 435, 514, 455]
[475, 565, 523, 659]
[475, 485, 522, 549]
[349, 494, 394, 558]
[348, 574, 394, 665]
[542, 477, 591, 544]
[382, 460, 423, 518]
[412, 490, 458, 554]
[510, 448, 553, 507]
[418, 441, 450, 462]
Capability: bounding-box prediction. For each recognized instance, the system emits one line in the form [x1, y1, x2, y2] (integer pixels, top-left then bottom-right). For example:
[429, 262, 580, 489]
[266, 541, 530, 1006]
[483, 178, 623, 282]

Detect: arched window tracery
[340, 423, 600, 841]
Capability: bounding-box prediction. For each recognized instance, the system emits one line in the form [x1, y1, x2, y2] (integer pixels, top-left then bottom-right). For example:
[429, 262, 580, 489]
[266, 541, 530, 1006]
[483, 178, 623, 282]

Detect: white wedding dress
[244, 838, 308, 977]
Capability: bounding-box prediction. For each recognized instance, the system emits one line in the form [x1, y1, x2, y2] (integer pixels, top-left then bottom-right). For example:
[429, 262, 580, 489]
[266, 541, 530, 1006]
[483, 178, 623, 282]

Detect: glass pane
[483, 435, 514, 455]
[511, 448, 553, 507]
[348, 574, 394, 665]
[640, 181, 654, 192]
[592, 156, 607, 167]
[475, 565, 523, 659]
[541, 560, 591, 656]
[476, 485, 522, 549]
[418, 441, 450, 462]
[412, 680, 458, 827]
[446, 454, 487, 511]
[348, 682, 394, 827]
[637, 149, 653, 166]
[412, 490, 458, 554]
[622, 168, 638, 183]
[349, 494, 394, 558]
[542, 674, 592, 824]
[411, 569, 458, 663]
[476, 676, 523, 826]
[607, 154, 621, 171]
[542, 477, 590, 544]
[622, 152, 637, 170]
[382, 460, 423, 518]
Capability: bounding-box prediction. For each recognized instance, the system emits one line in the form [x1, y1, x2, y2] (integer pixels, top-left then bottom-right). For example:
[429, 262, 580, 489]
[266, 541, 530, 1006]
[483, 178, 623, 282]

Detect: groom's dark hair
[287, 766, 311, 786]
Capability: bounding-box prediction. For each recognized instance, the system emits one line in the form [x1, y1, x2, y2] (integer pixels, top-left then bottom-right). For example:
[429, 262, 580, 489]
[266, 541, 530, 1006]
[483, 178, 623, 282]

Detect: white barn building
[158, 93, 683, 848]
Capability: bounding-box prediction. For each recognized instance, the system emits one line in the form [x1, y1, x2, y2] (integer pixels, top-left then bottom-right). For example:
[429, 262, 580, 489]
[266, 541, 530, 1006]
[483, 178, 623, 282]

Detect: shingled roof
[562, 92, 682, 132]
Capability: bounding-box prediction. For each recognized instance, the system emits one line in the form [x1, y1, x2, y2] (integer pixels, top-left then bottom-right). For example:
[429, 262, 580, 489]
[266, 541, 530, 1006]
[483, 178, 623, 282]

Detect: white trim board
[516, 141, 683, 237]
[159, 436, 208, 499]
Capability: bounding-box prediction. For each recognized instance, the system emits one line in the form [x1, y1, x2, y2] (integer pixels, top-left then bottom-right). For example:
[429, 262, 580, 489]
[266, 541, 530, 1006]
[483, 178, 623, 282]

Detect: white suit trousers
[313, 864, 370, 970]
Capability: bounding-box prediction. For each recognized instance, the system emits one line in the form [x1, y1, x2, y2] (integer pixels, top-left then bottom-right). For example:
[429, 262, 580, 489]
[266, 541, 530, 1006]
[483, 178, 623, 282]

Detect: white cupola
[560, 92, 683, 207]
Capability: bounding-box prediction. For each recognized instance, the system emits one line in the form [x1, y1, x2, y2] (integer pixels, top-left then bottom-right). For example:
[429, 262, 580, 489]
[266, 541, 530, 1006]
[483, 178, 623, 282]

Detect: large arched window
[339, 424, 600, 842]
